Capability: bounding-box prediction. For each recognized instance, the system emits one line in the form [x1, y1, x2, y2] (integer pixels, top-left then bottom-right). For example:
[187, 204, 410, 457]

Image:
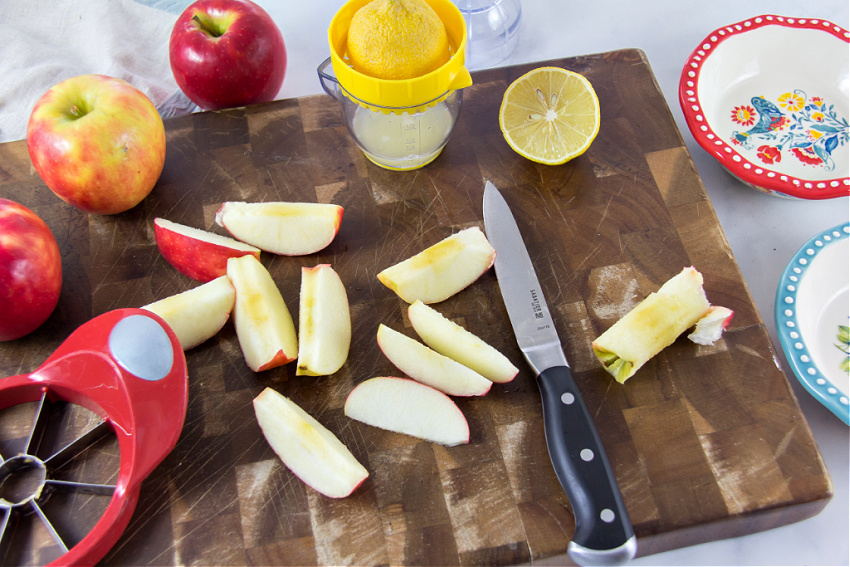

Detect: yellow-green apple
[296, 264, 351, 376]
[215, 201, 344, 255]
[26, 74, 165, 215]
[377, 227, 496, 304]
[0, 199, 62, 341]
[154, 217, 260, 282]
[142, 275, 235, 350]
[169, 0, 287, 110]
[227, 255, 297, 371]
[376, 324, 491, 396]
[253, 387, 368, 498]
[592, 267, 712, 383]
[408, 300, 518, 383]
[688, 305, 734, 345]
[345, 377, 470, 447]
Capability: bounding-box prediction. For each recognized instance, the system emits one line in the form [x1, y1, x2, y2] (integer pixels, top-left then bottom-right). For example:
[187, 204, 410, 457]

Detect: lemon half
[499, 67, 601, 165]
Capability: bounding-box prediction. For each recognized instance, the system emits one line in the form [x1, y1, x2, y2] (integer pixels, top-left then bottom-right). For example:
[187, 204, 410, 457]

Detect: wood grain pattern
[0, 50, 832, 566]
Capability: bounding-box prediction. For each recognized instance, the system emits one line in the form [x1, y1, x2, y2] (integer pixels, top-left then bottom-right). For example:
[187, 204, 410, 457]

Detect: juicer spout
[447, 65, 473, 92]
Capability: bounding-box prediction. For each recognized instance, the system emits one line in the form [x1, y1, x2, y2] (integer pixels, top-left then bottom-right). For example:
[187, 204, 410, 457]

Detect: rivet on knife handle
[482, 181, 636, 566]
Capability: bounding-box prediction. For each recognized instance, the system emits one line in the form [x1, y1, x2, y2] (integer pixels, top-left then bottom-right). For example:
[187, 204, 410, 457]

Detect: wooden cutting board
[0, 50, 832, 566]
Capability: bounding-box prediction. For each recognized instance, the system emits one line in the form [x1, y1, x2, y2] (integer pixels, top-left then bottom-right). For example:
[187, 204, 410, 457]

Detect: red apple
[0, 199, 62, 341]
[26, 74, 166, 215]
[169, 0, 287, 110]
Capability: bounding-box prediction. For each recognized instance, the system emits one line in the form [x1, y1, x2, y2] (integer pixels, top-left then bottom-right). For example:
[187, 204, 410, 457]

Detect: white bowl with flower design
[679, 15, 849, 199]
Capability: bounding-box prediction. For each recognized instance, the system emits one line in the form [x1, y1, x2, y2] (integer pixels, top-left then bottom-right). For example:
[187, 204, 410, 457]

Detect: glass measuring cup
[322, 0, 472, 171]
[318, 58, 463, 171]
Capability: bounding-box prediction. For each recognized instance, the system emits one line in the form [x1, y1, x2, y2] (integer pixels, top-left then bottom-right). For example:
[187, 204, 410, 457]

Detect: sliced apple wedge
[215, 201, 344, 256]
[297, 264, 351, 376]
[154, 217, 260, 282]
[345, 377, 470, 447]
[376, 324, 491, 396]
[592, 267, 712, 383]
[253, 387, 368, 498]
[227, 255, 298, 372]
[142, 275, 235, 350]
[377, 227, 496, 304]
[407, 300, 518, 383]
[688, 305, 734, 345]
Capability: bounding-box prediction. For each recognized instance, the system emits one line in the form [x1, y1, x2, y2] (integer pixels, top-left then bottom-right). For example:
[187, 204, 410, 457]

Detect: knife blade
[482, 181, 636, 566]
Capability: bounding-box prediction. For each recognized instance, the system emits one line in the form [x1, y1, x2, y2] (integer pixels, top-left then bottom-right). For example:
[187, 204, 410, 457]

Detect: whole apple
[26, 74, 166, 215]
[0, 199, 63, 341]
[169, 0, 287, 110]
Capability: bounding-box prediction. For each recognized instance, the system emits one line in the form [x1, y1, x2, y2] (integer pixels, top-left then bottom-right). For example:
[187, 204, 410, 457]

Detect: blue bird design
[732, 96, 785, 144]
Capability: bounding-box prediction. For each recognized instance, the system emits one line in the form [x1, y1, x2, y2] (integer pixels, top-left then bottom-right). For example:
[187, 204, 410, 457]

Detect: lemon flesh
[499, 67, 601, 165]
[347, 0, 451, 80]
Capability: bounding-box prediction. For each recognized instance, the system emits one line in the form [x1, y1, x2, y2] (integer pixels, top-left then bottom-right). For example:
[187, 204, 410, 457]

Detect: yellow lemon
[346, 0, 451, 80]
[499, 67, 601, 165]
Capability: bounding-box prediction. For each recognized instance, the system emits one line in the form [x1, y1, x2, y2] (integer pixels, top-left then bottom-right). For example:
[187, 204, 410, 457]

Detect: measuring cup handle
[317, 57, 341, 100]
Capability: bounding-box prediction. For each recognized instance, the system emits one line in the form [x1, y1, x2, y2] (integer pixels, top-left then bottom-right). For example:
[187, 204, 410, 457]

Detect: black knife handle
[537, 365, 636, 566]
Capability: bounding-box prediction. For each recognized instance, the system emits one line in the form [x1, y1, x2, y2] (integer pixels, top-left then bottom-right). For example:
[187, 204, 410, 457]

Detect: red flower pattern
[756, 145, 781, 165]
[731, 105, 756, 126]
[792, 147, 824, 166]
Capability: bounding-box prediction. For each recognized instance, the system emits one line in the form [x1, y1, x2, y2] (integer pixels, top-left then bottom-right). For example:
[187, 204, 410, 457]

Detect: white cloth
[0, 0, 195, 143]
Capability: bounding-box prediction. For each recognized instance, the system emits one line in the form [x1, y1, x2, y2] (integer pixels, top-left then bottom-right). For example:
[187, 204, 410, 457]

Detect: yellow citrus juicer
[317, 0, 473, 171]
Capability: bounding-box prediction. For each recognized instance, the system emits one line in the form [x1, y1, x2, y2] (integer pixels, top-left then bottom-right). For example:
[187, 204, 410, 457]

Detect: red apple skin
[154, 218, 260, 282]
[0, 199, 63, 341]
[169, 0, 287, 110]
[26, 74, 166, 215]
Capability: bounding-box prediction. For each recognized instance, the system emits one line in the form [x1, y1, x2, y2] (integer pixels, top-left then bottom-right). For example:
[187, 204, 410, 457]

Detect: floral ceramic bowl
[679, 15, 850, 199]
[775, 223, 849, 425]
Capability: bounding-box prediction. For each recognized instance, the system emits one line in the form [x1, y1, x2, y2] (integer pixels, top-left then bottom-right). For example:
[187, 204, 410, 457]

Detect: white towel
[0, 0, 194, 144]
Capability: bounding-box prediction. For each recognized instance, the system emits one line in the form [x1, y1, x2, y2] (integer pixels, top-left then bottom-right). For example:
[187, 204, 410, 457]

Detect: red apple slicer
[0, 308, 188, 566]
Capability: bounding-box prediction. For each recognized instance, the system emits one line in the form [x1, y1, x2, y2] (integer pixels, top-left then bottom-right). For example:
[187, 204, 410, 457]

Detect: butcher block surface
[0, 50, 833, 565]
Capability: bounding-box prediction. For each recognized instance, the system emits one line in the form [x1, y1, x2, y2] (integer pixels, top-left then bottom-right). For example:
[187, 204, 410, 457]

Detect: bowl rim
[678, 15, 850, 200]
[775, 222, 850, 425]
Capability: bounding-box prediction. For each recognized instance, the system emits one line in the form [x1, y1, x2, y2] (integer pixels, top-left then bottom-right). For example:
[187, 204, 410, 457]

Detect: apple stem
[192, 13, 226, 38]
[66, 102, 90, 120]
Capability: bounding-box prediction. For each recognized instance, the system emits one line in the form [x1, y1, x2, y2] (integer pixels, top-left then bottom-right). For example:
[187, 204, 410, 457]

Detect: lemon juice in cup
[318, 0, 472, 171]
[350, 92, 460, 170]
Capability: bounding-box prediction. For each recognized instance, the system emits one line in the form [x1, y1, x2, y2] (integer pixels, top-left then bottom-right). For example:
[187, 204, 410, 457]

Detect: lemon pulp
[499, 67, 600, 165]
[346, 0, 451, 80]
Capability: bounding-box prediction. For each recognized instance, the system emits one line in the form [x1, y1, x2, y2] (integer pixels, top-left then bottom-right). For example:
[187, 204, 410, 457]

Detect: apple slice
[227, 255, 298, 372]
[345, 377, 470, 447]
[376, 324, 491, 396]
[142, 275, 235, 350]
[688, 305, 734, 345]
[215, 201, 344, 256]
[297, 264, 351, 376]
[407, 300, 518, 383]
[377, 227, 496, 304]
[592, 267, 712, 383]
[253, 387, 368, 498]
[154, 217, 260, 282]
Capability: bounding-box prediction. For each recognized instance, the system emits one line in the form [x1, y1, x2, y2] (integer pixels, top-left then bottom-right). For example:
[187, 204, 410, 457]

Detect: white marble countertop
[265, 3, 850, 564]
[5, 0, 849, 564]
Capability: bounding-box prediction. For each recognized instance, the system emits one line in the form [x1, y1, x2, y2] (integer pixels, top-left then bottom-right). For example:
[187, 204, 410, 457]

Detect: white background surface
[3, 0, 849, 565]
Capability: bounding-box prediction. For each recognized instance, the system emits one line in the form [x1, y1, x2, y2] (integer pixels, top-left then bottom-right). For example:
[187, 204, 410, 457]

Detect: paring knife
[482, 181, 636, 566]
